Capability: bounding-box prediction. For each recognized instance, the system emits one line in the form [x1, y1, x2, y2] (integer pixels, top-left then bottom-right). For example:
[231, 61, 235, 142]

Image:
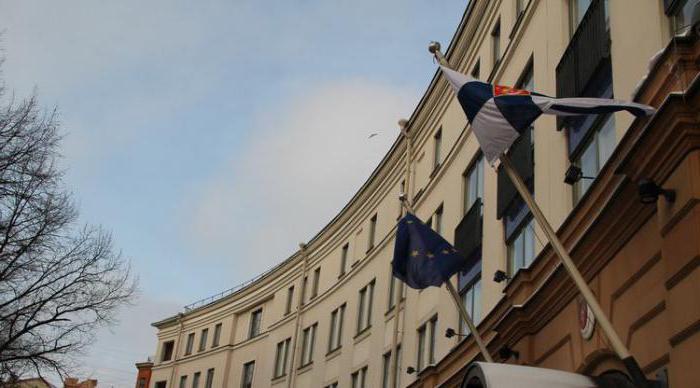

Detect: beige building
[147, 1, 700, 387]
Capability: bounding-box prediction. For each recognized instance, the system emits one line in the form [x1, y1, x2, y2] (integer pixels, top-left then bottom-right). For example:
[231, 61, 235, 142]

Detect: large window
[471, 60, 481, 80]
[184, 333, 195, 356]
[178, 375, 187, 388]
[569, 0, 593, 34]
[192, 371, 201, 388]
[161, 340, 174, 362]
[670, 0, 697, 35]
[311, 267, 321, 299]
[204, 369, 214, 388]
[387, 269, 405, 312]
[460, 278, 482, 335]
[464, 155, 484, 214]
[356, 280, 375, 334]
[382, 345, 401, 388]
[212, 323, 222, 347]
[573, 114, 615, 201]
[351, 366, 368, 388]
[198, 328, 208, 352]
[249, 308, 263, 339]
[328, 304, 345, 352]
[416, 316, 438, 372]
[508, 218, 535, 275]
[367, 214, 378, 251]
[492, 19, 501, 69]
[274, 338, 291, 378]
[433, 129, 442, 170]
[285, 285, 294, 315]
[339, 243, 349, 277]
[300, 323, 317, 366]
[433, 204, 443, 235]
[241, 361, 255, 388]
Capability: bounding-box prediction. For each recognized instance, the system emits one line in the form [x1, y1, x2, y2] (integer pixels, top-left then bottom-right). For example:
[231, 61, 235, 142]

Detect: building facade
[146, 1, 700, 387]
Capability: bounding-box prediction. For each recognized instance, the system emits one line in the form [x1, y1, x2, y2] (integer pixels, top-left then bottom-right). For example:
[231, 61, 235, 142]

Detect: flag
[392, 213, 467, 289]
[439, 66, 656, 164]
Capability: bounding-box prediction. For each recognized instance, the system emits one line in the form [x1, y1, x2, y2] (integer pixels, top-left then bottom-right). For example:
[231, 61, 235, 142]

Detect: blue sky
[0, 1, 467, 385]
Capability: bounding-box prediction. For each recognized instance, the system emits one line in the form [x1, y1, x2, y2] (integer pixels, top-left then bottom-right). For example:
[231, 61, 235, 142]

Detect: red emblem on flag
[494, 85, 530, 96]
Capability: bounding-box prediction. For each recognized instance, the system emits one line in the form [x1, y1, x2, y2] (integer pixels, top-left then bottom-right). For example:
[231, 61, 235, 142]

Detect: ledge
[353, 327, 372, 344]
[297, 362, 313, 375]
[325, 347, 342, 361]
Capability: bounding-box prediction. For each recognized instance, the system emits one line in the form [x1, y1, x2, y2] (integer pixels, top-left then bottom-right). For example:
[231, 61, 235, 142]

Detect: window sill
[297, 362, 313, 375]
[325, 347, 342, 361]
[271, 375, 287, 385]
[353, 327, 372, 344]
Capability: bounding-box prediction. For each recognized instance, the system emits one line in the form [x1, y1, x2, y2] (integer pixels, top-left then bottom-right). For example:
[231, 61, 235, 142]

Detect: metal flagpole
[388, 119, 411, 388]
[428, 43, 651, 386]
[400, 198, 494, 363]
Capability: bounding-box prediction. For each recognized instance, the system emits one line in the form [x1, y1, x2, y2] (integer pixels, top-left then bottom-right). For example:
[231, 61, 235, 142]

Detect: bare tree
[0, 78, 136, 381]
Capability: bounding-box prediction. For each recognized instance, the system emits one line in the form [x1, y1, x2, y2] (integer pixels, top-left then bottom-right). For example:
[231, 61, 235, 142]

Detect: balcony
[556, 0, 610, 103]
[454, 198, 482, 262]
[496, 129, 534, 219]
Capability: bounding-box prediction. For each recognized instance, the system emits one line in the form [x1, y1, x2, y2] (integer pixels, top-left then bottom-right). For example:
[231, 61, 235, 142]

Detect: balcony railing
[556, 0, 610, 102]
[454, 198, 483, 261]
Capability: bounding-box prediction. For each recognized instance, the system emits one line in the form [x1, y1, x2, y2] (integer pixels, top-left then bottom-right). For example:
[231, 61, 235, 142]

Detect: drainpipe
[287, 242, 310, 388]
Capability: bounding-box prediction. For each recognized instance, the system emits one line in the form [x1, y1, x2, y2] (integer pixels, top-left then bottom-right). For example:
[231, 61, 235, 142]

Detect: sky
[0, 1, 467, 386]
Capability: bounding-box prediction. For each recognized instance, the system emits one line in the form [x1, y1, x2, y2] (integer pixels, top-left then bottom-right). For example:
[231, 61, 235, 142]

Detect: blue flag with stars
[392, 213, 467, 289]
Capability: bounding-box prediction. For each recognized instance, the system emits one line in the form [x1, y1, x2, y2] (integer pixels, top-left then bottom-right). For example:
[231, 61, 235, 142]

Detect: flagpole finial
[398, 118, 408, 129]
[299, 242, 307, 250]
[428, 41, 441, 54]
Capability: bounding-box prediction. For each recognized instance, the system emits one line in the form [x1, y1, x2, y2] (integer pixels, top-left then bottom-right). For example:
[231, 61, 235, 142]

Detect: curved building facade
[145, 1, 700, 387]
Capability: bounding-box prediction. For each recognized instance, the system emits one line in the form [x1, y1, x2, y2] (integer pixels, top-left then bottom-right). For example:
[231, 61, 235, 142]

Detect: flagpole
[388, 119, 412, 388]
[400, 198, 494, 363]
[428, 42, 651, 386]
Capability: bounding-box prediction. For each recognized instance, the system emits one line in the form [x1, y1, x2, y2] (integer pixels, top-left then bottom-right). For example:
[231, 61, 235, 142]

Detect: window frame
[193, 371, 201, 388]
[205, 368, 214, 388]
[328, 303, 345, 353]
[161, 340, 175, 362]
[491, 18, 501, 69]
[241, 361, 255, 388]
[311, 267, 321, 299]
[463, 154, 484, 215]
[212, 323, 222, 347]
[367, 214, 378, 252]
[356, 279, 375, 334]
[300, 322, 317, 367]
[273, 337, 291, 378]
[433, 128, 443, 171]
[248, 308, 263, 339]
[198, 328, 208, 352]
[184, 333, 195, 356]
[339, 243, 349, 277]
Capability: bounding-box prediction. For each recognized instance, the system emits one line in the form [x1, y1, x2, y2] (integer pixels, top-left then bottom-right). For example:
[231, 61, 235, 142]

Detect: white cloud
[185, 78, 416, 274]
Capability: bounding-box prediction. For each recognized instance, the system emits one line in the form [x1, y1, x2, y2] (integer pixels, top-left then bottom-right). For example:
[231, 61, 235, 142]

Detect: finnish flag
[439, 66, 656, 164]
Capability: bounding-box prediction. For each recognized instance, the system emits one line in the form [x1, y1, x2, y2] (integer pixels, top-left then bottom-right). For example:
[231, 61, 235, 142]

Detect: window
[460, 278, 483, 335]
[198, 328, 208, 352]
[573, 114, 615, 202]
[274, 338, 291, 378]
[241, 361, 255, 388]
[192, 371, 201, 388]
[212, 323, 222, 347]
[569, 0, 593, 34]
[516, 0, 526, 16]
[416, 316, 438, 372]
[154, 382, 166, 388]
[387, 269, 405, 311]
[464, 155, 484, 214]
[325, 382, 339, 388]
[205, 369, 214, 388]
[249, 308, 263, 339]
[285, 285, 294, 314]
[311, 267, 320, 299]
[433, 204, 443, 235]
[302, 275, 308, 304]
[491, 19, 501, 68]
[356, 280, 375, 334]
[471, 60, 480, 79]
[351, 366, 368, 388]
[433, 129, 442, 170]
[397, 179, 406, 219]
[161, 340, 174, 362]
[508, 218, 535, 275]
[382, 345, 401, 388]
[300, 323, 317, 366]
[179, 375, 187, 388]
[367, 214, 378, 251]
[328, 303, 346, 352]
[185, 333, 195, 355]
[670, 0, 696, 35]
[138, 378, 147, 388]
[340, 243, 349, 276]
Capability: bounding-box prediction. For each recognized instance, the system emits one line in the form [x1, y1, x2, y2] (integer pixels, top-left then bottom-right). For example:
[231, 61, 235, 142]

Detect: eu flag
[392, 213, 467, 289]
